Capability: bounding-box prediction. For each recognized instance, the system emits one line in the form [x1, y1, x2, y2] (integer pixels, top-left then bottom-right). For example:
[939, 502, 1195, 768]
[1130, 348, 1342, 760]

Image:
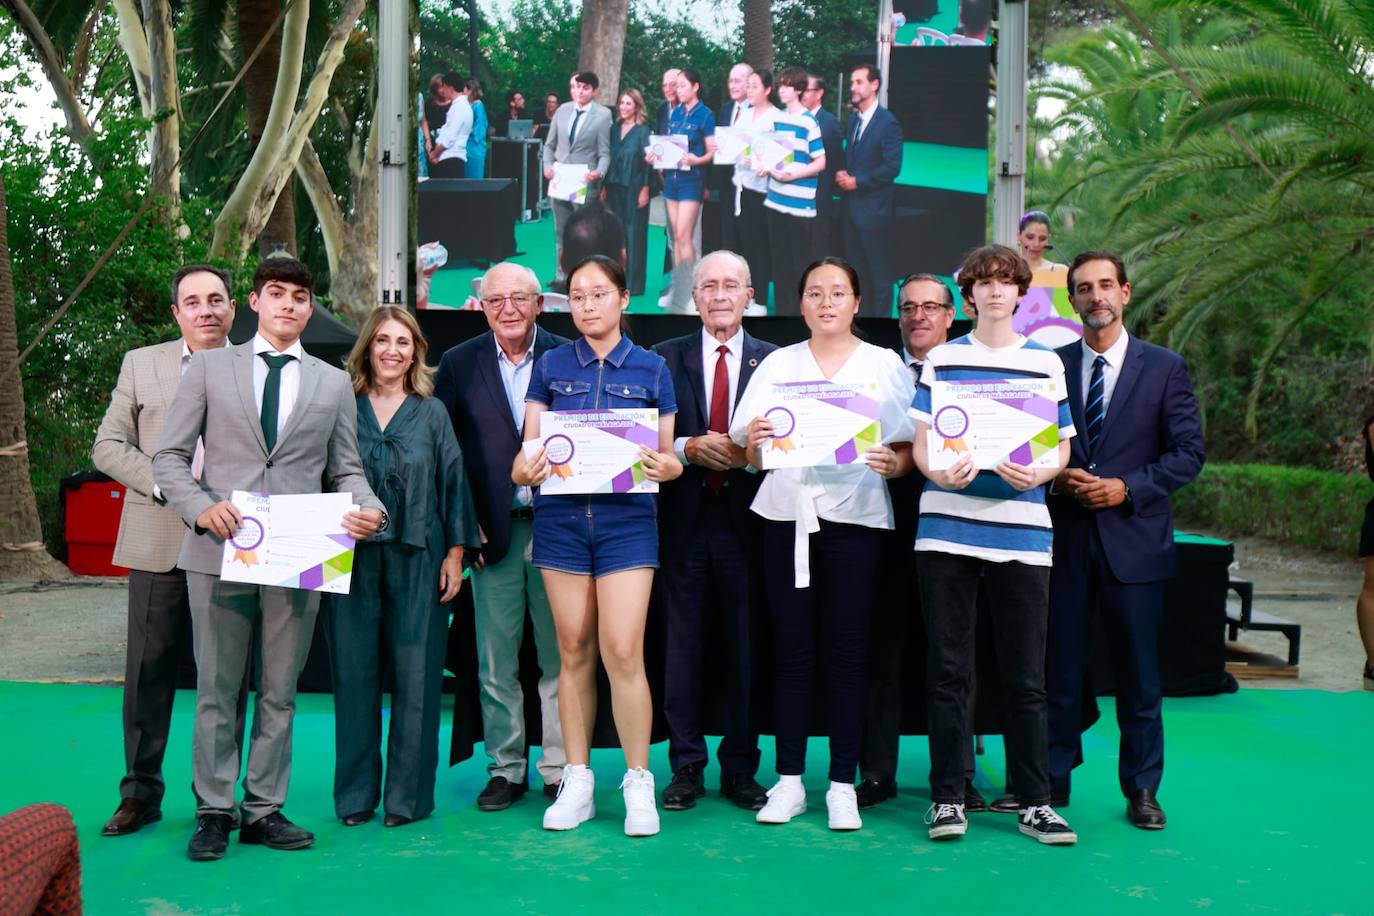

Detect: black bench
[1225, 577, 1302, 666]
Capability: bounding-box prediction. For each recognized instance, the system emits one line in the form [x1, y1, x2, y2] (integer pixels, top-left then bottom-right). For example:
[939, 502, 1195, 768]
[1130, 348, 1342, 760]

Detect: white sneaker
[826, 783, 862, 831]
[755, 780, 807, 824]
[543, 765, 595, 830]
[620, 768, 660, 837]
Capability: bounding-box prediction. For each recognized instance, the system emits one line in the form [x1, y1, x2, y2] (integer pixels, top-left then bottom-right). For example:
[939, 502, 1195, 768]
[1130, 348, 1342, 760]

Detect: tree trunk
[142, 0, 182, 222]
[578, 0, 629, 106]
[742, 0, 774, 72]
[0, 173, 67, 580]
[2, 0, 98, 157]
[296, 126, 378, 326]
[238, 0, 296, 256]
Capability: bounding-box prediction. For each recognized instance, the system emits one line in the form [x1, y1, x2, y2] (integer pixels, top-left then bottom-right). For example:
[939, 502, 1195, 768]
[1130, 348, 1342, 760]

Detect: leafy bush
[1172, 464, 1374, 555]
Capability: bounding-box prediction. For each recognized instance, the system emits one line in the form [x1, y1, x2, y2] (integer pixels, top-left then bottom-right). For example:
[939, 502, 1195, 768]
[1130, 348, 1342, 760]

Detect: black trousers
[842, 215, 895, 318]
[660, 495, 761, 778]
[919, 552, 1052, 806]
[767, 208, 824, 316]
[737, 189, 773, 307]
[604, 182, 649, 296]
[121, 568, 246, 806]
[1048, 525, 1165, 796]
[762, 519, 880, 783]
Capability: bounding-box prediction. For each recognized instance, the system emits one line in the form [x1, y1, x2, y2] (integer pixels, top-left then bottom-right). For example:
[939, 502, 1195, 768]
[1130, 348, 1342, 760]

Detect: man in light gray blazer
[153, 256, 385, 861]
[93, 264, 248, 838]
[542, 70, 612, 278]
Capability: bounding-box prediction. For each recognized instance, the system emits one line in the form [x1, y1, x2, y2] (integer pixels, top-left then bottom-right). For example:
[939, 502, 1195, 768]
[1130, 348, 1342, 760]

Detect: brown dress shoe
[102, 798, 162, 836]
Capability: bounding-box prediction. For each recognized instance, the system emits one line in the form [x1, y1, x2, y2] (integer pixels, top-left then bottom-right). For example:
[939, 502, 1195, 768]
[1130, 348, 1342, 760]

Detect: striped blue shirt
[764, 109, 822, 218]
[909, 334, 1075, 566]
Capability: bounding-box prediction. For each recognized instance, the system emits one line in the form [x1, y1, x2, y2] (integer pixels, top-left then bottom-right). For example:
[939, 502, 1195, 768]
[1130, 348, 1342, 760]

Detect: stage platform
[2, 681, 1369, 913]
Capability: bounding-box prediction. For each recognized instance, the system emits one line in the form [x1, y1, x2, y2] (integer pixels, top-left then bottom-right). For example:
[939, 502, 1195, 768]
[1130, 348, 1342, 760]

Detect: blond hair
[347, 306, 436, 398]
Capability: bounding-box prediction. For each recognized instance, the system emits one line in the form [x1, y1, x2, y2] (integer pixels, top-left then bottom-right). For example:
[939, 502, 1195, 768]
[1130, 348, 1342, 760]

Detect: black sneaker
[925, 802, 968, 840]
[187, 813, 233, 861]
[662, 763, 706, 810]
[1018, 805, 1078, 845]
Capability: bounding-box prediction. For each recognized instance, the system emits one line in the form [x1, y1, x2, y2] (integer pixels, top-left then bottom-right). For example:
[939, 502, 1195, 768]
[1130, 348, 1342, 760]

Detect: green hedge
[1172, 464, 1374, 554]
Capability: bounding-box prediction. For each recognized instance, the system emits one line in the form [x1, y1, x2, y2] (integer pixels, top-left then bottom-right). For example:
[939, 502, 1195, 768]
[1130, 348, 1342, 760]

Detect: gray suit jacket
[92, 339, 193, 572]
[152, 341, 383, 576]
[541, 101, 612, 183]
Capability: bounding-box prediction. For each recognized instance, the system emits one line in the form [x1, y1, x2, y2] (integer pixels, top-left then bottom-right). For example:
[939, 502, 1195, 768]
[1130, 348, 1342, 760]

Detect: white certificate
[524, 408, 660, 495]
[759, 380, 882, 470]
[712, 126, 751, 165]
[220, 490, 357, 593]
[549, 163, 590, 202]
[926, 378, 1062, 471]
[751, 131, 794, 172]
[646, 134, 689, 170]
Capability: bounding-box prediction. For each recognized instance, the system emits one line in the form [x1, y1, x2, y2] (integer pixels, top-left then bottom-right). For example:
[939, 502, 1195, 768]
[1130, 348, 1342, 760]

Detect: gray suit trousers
[187, 572, 320, 823]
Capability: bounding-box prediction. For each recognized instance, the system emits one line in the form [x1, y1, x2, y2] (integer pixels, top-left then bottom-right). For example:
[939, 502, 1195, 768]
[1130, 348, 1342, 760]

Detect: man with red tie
[653, 250, 777, 812]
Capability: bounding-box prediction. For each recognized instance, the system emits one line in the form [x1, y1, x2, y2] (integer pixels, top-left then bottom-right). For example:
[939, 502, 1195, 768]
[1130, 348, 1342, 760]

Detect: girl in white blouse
[729, 257, 916, 832]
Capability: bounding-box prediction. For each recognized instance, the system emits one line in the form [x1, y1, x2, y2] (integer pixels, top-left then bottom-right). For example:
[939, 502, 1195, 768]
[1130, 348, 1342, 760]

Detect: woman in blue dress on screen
[511, 254, 683, 837]
[648, 67, 716, 311]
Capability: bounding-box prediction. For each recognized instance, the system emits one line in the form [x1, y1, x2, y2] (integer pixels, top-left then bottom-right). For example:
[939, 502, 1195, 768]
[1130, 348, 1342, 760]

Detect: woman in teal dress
[465, 78, 489, 179]
[603, 87, 652, 295]
[327, 306, 479, 828]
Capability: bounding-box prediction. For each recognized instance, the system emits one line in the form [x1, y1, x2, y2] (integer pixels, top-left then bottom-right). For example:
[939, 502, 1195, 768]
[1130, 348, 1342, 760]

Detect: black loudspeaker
[886, 45, 990, 149]
[417, 178, 519, 264]
[895, 0, 939, 21]
[889, 185, 987, 278]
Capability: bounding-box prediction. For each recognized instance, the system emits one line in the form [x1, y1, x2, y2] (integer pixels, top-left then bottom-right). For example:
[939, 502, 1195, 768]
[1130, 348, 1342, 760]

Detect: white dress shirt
[435, 96, 473, 162]
[853, 101, 877, 143]
[903, 348, 924, 387]
[674, 328, 744, 464]
[1080, 329, 1130, 415]
[496, 336, 536, 507]
[180, 339, 228, 482]
[251, 333, 305, 443]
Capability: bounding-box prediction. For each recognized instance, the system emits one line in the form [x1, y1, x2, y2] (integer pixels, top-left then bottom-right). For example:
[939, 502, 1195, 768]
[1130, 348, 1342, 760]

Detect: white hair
[692, 249, 752, 288]
[479, 261, 541, 298]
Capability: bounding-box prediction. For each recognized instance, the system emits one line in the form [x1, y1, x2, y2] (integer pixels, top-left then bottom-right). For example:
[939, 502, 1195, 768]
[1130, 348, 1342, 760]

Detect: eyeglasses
[481, 293, 537, 311]
[801, 288, 853, 306]
[568, 287, 620, 310]
[898, 301, 952, 317]
[694, 280, 745, 296]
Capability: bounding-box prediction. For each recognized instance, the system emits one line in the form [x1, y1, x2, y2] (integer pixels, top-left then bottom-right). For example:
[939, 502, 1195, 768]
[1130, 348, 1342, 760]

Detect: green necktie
[260, 353, 294, 453]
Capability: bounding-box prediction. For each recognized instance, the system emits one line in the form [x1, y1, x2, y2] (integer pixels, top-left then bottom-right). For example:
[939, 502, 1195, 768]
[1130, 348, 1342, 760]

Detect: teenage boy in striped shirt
[909, 244, 1079, 846]
[761, 66, 827, 316]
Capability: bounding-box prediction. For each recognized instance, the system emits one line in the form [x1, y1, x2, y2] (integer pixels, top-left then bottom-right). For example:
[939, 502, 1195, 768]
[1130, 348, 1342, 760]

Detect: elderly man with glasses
[434, 262, 571, 811]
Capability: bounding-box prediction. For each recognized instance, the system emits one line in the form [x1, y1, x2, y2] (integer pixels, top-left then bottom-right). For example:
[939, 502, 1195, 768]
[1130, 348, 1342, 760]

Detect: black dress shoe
[341, 810, 374, 827]
[187, 813, 233, 861]
[663, 763, 706, 810]
[477, 776, 527, 811]
[992, 789, 1068, 813]
[102, 798, 162, 837]
[964, 781, 989, 813]
[543, 781, 560, 800]
[855, 778, 897, 809]
[239, 812, 314, 849]
[1126, 789, 1167, 830]
[720, 774, 768, 811]
[384, 812, 419, 828]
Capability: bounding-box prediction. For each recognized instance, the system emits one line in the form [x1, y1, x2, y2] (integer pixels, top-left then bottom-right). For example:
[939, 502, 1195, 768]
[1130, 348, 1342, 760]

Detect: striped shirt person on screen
[763, 67, 828, 315]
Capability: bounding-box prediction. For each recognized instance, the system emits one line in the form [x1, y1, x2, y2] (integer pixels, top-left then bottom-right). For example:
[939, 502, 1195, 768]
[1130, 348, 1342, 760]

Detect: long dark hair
[1365, 415, 1374, 482]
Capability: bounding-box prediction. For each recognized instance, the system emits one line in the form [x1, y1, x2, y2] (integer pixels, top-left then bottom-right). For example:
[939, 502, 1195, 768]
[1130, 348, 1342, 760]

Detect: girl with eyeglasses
[512, 255, 683, 837]
[729, 257, 916, 832]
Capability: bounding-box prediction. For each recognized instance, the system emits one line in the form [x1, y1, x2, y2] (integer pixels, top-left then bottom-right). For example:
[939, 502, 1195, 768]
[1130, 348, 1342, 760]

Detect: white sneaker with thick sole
[826, 783, 863, 831]
[755, 780, 807, 824]
[620, 769, 660, 837]
[543, 765, 595, 831]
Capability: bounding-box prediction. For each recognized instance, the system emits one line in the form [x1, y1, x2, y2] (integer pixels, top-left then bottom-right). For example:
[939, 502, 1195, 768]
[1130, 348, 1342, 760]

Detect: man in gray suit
[153, 256, 385, 861]
[93, 264, 248, 837]
[542, 70, 611, 280]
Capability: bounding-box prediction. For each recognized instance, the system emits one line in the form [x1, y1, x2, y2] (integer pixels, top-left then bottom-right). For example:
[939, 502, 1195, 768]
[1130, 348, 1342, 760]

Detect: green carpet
[2, 681, 1370, 914]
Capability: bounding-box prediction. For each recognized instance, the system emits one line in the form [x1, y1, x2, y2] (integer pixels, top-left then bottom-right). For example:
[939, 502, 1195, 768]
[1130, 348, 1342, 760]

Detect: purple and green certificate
[524, 408, 660, 495]
[760, 380, 882, 469]
[927, 378, 1061, 470]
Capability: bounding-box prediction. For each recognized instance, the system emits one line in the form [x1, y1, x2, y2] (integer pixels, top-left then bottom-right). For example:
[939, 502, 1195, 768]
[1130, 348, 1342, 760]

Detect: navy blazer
[1050, 336, 1206, 584]
[435, 326, 570, 566]
[840, 105, 903, 232]
[811, 107, 844, 222]
[653, 330, 777, 542]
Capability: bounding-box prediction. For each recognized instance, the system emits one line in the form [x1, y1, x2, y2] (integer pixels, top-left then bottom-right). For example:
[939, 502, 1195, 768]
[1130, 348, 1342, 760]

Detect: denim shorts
[662, 169, 706, 202]
[531, 494, 659, 578]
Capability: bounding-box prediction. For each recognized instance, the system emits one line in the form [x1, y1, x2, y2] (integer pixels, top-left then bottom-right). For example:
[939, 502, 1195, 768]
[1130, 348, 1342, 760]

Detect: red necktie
[706, 344, 730, 491]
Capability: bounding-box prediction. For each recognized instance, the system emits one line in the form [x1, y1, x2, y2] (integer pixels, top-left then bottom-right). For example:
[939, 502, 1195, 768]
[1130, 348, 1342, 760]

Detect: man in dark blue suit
[805, 74, 845, 259]
[712, 63, 754, 255]
[835, 64, 903, 317]
[653, 250, 776, 812]
[434, 262, 572, 812]
[1047, 251, 1205, 830]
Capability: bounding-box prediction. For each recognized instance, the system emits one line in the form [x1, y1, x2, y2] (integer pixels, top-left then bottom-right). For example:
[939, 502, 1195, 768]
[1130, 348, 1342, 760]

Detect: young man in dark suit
[434, 262, 571, 810]
[1046, 251, 1205, 830]
[653, 250, 776, 812]
[835, 64, 904, 318]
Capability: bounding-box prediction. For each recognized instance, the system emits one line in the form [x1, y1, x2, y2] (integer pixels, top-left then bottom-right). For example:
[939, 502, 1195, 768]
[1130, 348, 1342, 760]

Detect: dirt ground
[0, 529, 1368, 691]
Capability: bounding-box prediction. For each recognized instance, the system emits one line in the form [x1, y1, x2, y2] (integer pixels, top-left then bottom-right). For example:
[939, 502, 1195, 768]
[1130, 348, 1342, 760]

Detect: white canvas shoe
[755, 780, 807, 824]
[543, 765, 595, 831]
[620, 768, 660, 837]
[825, 783, 862, 831]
